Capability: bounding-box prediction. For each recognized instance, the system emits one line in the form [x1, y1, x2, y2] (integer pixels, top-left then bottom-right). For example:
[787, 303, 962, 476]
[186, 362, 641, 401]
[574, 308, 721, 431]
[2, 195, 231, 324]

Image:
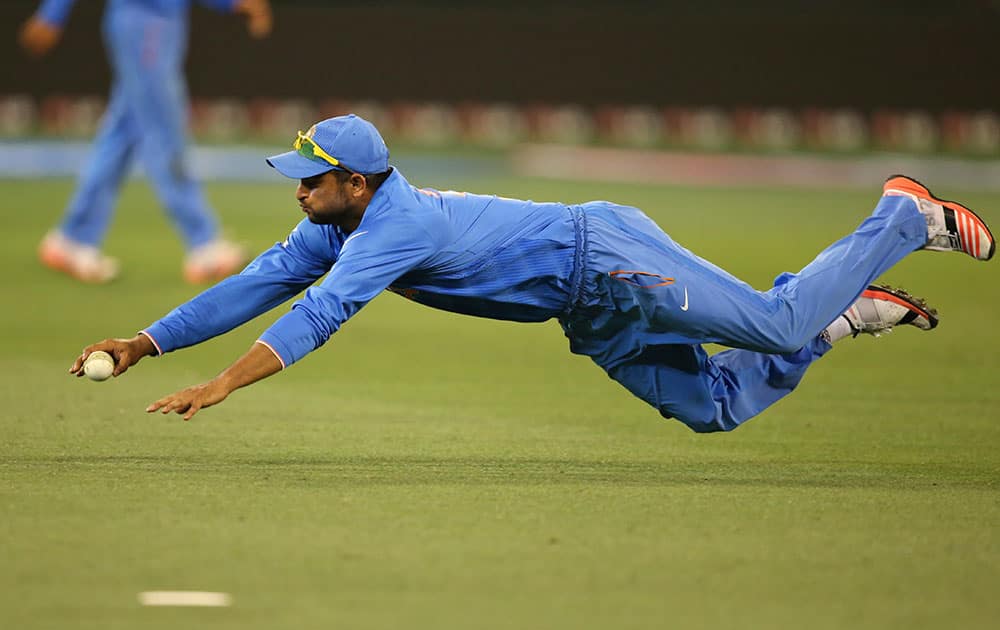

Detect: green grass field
[1, 175, 998, 629]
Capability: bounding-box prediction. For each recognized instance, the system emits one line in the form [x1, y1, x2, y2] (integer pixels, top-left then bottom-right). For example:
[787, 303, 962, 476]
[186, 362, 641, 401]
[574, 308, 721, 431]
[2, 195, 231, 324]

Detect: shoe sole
[862, 284, 939, 330]
[884, 174, 995, 261]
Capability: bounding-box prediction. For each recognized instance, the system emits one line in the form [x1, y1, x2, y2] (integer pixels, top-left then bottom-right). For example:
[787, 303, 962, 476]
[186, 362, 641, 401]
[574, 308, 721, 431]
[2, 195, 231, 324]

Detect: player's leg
[111, 11, 246, 282]
[752, 191, 930, 349]
[38, 41, 138, 282]
[732, 179, 989, 346]
[111, 13, 218, 248]
[603, 285, 938, 432]
[607, 338, 831, 432]
[53, 83, 136, 247]
[579, 191, 932, 356]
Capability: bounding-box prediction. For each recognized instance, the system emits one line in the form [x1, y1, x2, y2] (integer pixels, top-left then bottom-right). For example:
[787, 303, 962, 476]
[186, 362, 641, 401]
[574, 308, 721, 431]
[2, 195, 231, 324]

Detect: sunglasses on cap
[293, 131, 358, 174]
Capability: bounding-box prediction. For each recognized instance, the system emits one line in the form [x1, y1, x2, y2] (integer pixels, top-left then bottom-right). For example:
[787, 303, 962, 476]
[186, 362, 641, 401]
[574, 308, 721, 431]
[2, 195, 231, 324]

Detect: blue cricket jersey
[143, 169, 583, 367]
[35, 0, 237, 26]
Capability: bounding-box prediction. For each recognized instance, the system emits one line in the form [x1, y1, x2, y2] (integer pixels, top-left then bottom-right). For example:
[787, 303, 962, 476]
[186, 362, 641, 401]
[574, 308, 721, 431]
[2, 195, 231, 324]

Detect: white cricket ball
[83, 350, 115, 382]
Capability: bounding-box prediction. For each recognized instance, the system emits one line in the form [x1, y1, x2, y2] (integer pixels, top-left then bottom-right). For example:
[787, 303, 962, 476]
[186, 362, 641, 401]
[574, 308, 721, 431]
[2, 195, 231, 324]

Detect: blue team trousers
[560, 194, 928, 432]
[57, 7, 217, 249]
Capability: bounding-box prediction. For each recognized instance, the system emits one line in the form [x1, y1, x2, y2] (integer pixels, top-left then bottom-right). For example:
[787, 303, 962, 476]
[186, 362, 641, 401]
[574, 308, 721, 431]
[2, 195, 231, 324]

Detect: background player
[19, 0, 273, 283]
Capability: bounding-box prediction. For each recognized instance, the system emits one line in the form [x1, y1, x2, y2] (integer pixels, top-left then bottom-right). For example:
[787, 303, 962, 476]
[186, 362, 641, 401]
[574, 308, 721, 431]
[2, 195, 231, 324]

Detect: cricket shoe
[883, 174, 994, 261]
[183, 238, 248, 284]
[38, 231, 120, 284]
[841, 284, 938, 338]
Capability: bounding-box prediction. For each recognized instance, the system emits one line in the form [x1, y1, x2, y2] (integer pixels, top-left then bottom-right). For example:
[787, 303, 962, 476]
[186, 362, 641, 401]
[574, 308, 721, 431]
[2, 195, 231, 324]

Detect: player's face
[295, 170, 363, 229]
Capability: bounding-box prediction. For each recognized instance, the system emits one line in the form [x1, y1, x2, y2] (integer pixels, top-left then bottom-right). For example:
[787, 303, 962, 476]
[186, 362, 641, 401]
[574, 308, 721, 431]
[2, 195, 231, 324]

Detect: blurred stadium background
[2, 0, 999, 185]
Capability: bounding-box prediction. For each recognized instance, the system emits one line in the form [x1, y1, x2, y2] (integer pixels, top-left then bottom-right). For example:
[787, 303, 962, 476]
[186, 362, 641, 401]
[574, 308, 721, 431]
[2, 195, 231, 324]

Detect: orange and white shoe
[883, 174, 995, 261]
[842, 284, 939, 338]
[38, 231, 120, 284]
[183, 239, 248, 284]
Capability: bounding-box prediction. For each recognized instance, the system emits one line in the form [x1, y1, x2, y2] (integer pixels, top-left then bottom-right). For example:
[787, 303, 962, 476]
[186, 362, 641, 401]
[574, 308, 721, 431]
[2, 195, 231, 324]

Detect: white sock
[823, 315, 854, 343]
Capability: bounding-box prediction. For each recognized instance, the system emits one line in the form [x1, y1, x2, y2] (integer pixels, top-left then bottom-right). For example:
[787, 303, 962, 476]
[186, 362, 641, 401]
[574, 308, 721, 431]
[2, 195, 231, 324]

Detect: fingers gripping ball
[83, 350, 115, 381]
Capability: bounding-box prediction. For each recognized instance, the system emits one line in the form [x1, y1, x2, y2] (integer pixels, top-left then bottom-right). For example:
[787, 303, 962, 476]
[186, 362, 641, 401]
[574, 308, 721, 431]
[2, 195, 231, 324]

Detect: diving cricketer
[70, 115, 995, 432]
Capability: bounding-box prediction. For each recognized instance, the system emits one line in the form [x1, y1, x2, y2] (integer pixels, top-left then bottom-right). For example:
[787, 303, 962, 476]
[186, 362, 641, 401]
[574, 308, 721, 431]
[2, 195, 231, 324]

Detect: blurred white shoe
[38, 231, 120, 284]
[183, 239, 248, 284]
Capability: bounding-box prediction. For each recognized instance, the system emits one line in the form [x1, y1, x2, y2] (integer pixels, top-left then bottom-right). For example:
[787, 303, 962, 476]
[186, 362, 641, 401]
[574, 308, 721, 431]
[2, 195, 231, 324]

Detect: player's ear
[350, 173, 367, 192]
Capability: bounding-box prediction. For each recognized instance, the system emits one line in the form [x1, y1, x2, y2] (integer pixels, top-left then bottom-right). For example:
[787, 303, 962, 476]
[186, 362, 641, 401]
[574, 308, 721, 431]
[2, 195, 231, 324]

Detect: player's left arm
[146, 341, 281, 421]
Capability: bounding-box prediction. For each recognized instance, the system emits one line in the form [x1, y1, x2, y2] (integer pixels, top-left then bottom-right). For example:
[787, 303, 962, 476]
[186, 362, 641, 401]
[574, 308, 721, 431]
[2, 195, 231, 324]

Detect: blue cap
[266, 114, 390, 178]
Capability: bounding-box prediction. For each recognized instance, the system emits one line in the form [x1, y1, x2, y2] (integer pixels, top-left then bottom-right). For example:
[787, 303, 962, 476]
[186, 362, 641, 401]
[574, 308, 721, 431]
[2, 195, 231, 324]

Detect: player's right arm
[19, 0, 75, 57]
[70, 219, 338, 377]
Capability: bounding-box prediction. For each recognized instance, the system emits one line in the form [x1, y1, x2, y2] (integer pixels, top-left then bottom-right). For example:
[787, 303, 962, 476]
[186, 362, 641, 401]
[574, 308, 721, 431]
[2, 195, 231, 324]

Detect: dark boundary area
[4, 1, 999, 111]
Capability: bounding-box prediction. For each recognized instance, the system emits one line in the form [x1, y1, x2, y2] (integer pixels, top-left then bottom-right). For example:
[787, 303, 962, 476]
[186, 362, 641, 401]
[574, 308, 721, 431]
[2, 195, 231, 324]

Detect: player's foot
[883, 174, 994, 261]
[183, 238, 247, 284]
[38, 231, 119, 283]
[840, 284, 938, 338]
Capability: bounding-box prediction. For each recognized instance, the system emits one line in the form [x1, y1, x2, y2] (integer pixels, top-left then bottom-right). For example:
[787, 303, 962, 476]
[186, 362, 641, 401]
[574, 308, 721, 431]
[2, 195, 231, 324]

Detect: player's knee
[747, 302, 817, 353]
[758, 330, 811, 355]
[768, 340, 806, 355]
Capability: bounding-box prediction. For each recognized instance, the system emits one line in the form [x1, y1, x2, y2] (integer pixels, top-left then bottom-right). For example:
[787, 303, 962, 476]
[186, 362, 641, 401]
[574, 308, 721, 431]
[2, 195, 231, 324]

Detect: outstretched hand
[146, 378, 232, 421]
[144, 342, 283, 421]
[70, 335, 157, 379]
[234, 0, 272, 38]
[19, 16, 62, 57]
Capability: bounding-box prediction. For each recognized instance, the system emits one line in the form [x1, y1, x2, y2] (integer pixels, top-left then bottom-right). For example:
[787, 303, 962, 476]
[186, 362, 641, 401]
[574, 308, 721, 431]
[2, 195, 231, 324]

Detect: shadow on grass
[4, 454, 993, 490]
